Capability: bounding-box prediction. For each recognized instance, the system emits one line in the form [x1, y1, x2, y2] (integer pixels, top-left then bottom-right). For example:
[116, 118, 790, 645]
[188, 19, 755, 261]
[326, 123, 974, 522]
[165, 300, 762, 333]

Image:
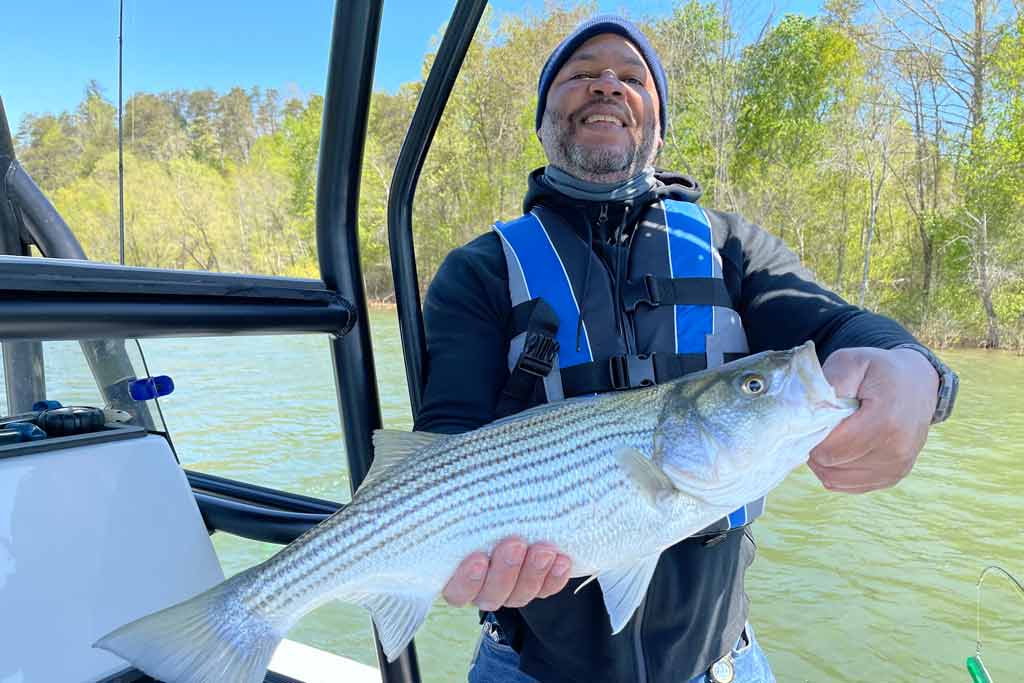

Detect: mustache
[574, 98, 634, 126]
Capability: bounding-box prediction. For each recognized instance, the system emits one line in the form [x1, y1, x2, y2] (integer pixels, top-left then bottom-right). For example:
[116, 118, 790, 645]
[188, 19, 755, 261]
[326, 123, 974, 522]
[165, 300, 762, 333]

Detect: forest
[13, 0, 1024, 349]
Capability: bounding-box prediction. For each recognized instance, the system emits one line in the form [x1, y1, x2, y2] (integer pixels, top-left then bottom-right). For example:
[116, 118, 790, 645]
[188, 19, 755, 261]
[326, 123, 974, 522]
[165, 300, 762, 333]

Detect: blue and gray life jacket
[493, 198, 764, 535]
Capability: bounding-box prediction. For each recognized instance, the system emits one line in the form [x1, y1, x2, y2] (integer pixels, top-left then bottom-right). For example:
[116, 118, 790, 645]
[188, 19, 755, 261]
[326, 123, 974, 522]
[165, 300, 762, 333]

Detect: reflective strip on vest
[494, 202, 762, 533]
[494, 212, 594, 369]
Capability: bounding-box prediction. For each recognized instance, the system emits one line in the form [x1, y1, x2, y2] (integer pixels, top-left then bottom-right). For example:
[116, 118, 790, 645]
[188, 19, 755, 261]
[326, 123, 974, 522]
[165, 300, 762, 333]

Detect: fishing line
[133, 338, 179, 463]
[967, 564, 1024, 682]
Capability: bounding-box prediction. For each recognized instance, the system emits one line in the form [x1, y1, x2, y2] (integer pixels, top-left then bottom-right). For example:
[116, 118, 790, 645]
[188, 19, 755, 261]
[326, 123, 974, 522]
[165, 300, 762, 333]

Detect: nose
[588, 70, 624, 98]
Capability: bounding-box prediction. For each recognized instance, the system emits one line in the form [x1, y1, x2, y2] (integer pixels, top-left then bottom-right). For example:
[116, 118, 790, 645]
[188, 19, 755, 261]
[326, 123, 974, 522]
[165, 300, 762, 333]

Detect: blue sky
[2, 0, 822, 135]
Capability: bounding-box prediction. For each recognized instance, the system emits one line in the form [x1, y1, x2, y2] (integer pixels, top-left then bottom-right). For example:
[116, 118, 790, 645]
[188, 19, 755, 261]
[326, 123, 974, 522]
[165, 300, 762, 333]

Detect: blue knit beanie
[535, 15, 668, 140]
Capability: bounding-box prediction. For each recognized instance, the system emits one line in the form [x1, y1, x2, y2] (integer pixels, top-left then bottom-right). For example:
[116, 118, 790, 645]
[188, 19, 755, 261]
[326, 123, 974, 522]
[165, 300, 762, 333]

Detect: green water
[8, 310, 1024, 681]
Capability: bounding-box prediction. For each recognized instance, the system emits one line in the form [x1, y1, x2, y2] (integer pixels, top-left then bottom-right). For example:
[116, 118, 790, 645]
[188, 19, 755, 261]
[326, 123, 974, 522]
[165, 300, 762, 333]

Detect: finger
[474, 537, 527, 611]
[810, 400, 874, 468]
[811, 460, 900, 493]
[536, 554, 573, 599]
[505, 544, 559, 608]
[442, 552, 489, 607]
[821, 349, 870, 399]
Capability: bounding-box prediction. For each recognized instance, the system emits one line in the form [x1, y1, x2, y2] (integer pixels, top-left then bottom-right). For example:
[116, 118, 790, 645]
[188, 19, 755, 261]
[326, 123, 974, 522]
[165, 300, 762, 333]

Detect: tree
[15, 113, 78, 191]
[124, 92, 187, 161]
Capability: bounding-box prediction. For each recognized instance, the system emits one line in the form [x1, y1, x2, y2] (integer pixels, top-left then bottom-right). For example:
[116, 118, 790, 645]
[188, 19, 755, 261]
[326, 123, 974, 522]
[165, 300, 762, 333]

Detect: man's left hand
[808, 347, 938, 494]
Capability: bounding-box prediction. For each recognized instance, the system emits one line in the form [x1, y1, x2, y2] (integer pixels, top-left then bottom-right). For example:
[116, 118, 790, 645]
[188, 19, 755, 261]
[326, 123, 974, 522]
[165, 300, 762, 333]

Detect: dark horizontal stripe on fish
[354, 424, 646, 516]
[302, 462, 631, 592]
[315, 460, 626, 576]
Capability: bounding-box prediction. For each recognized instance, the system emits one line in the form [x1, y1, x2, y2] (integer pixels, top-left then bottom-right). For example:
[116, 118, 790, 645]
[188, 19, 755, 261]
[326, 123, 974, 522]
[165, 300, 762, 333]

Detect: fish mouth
[814, 397, 860, 413]
[788, 342, 859, 419]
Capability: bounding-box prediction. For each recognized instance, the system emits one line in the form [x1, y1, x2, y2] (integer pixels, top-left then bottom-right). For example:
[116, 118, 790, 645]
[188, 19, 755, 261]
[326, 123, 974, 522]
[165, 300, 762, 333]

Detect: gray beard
[539, 107, 659, 184]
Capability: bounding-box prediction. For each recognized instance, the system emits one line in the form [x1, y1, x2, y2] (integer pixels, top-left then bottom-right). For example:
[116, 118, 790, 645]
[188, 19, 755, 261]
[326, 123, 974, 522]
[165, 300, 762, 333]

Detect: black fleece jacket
[414, 168, 918, 682]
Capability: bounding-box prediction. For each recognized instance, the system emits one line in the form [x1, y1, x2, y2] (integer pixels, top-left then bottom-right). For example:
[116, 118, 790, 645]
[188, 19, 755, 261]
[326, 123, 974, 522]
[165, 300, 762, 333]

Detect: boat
[0, 1, 490, 681]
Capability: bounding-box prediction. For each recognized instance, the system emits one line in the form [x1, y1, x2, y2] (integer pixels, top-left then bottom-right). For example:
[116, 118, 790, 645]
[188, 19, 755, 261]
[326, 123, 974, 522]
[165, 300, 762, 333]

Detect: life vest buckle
[608, 353, 656, 390]
[642, 274, 662, 307]
[516, 331, 559, 378]
[623, 274, 662, 311]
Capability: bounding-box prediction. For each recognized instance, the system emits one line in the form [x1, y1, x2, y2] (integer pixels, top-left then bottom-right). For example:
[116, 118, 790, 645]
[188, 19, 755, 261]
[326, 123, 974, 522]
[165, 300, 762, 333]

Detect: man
[413, 15, 958, 683]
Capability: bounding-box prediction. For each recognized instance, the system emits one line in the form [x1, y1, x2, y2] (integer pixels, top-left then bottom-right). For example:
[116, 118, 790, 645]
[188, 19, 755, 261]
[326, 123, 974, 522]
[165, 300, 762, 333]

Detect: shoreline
[363, 298, 1022, 354]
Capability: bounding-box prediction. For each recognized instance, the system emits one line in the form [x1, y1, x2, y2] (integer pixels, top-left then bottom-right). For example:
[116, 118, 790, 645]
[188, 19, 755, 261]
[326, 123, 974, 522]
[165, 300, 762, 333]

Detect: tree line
[13, 0, 1024, 349]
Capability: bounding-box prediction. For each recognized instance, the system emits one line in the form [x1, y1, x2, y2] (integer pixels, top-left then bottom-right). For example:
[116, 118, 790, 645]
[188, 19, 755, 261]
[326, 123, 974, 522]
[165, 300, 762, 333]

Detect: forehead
[560, 33, 649, 72]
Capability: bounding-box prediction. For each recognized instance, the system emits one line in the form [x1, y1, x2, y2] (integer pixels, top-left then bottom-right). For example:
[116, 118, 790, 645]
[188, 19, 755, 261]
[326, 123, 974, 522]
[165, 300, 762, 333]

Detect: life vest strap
[496, 299, 560, 416]
[559, 351, 747, 396]
[622, 275, 733, 312]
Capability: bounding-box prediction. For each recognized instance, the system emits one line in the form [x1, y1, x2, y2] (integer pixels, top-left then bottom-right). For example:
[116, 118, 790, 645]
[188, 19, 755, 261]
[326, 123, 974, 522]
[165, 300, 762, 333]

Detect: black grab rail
[388, 0, 489, 416]
[317, 1, 422, 681]
[0, 0, 500, 679]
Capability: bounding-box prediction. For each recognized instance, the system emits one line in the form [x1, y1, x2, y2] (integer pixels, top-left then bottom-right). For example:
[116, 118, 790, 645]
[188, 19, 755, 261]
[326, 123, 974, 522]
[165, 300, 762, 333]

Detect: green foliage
[12, 0, 1023, 347]
[735, 15, 859, 174]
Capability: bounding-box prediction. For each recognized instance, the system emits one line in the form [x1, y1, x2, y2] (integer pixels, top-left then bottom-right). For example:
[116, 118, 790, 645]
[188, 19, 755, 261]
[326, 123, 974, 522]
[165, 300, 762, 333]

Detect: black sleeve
[413, 232, 513, 435]
[716, 212, 920, 359]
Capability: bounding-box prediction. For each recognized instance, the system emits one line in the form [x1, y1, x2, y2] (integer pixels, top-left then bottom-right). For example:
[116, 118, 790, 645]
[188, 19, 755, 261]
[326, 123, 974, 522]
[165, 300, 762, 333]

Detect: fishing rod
[114, 0, 175, 452]
[117, 0, 125, 266]
[966, 565, 1024, 682]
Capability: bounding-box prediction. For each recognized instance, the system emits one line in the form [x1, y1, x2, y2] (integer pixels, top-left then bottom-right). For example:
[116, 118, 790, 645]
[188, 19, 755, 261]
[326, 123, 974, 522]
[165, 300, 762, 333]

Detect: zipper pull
[597, 203, 609, 226]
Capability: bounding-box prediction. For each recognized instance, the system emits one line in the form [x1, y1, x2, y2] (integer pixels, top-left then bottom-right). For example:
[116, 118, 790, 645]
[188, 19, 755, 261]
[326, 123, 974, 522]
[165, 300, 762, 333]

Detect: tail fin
[94, 572, 282, 683]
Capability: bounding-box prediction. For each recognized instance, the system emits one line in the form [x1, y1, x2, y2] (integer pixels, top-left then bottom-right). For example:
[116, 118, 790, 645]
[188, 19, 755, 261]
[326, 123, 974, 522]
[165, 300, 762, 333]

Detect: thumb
[821, 349, 870, 399]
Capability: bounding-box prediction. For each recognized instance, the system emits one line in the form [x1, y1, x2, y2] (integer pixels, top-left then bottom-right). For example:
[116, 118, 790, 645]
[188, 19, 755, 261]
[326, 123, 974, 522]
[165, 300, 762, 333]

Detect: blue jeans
[467, 621, 775, 683]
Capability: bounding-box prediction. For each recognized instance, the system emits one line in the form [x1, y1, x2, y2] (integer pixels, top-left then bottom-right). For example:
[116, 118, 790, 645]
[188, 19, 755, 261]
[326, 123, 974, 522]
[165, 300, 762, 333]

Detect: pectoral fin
[596, 554, 662, 634]
[614, 446, 675, 510]
[354, 591, 434, 662]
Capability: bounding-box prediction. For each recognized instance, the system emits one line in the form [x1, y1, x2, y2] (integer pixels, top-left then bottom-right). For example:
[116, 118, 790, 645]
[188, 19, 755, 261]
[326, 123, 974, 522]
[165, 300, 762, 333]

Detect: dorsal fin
[361, 430, 446, 488]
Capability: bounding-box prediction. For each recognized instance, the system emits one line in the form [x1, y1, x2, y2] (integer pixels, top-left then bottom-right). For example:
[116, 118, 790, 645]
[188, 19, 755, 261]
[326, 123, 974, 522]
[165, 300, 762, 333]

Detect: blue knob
[129, 375, 175, 401]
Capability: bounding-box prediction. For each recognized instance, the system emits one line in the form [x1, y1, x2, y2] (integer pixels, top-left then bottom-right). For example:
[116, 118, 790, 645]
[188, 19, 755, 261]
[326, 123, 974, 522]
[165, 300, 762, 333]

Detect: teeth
[585, 114, 622, 125]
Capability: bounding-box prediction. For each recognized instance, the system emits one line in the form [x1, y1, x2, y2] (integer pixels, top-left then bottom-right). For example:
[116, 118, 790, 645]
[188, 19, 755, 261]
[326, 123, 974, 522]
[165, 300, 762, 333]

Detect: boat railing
[0, 0, 496, 676]
[0, 1, 430, 680]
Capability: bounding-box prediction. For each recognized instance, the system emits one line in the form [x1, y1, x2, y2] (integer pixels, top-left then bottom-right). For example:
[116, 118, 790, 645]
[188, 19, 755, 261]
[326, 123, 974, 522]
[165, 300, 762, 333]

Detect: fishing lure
[967, 565, 1024, 682]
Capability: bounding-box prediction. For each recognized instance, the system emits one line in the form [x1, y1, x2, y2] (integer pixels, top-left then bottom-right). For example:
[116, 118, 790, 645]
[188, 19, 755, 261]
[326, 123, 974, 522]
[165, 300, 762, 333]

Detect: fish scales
[95, 343, 859, 683]
[247, 395, 662, 620]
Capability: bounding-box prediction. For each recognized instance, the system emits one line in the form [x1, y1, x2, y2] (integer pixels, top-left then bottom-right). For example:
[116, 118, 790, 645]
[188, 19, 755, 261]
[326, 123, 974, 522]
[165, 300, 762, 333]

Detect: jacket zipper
[594, 203, 626, 349]
[601, 203, 637, 356]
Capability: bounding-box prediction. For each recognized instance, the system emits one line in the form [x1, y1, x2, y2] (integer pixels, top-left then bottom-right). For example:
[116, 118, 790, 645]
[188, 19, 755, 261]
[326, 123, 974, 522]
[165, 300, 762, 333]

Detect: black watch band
[892, 343, 959, 424]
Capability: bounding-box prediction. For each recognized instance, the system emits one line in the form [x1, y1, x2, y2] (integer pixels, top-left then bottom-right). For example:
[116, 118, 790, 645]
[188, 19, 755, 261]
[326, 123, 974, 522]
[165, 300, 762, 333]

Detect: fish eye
[740, 374, 767, 395]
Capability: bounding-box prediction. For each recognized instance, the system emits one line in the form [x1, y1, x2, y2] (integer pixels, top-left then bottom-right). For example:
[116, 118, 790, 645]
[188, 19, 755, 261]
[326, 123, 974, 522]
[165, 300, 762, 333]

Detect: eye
[624, 77, 644, 85]
[741, 374, 767, 395]
[570, 73, 594, 80]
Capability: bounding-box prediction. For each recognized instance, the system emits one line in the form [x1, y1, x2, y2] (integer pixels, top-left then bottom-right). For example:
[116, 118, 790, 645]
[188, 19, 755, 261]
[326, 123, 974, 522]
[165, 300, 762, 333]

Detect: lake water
[7, 309, 1023, 682]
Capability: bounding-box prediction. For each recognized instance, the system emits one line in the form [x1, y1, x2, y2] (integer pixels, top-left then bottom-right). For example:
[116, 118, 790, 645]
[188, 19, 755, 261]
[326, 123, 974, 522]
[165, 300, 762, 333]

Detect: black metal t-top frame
[0, 0, 500, 678]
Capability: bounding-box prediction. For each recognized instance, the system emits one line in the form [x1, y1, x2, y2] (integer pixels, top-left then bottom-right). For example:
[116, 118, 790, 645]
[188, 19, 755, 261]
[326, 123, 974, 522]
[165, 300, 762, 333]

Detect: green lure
[965, 655, 991, 683]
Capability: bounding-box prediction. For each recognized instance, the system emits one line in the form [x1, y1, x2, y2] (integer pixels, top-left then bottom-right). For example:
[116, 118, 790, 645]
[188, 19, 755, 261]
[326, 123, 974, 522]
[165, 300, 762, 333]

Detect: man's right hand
[442, 537, 572, 610]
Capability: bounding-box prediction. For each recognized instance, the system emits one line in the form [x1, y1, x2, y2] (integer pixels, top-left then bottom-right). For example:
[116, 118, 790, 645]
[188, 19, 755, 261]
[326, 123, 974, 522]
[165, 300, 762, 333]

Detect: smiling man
[414, 15, 958, 683]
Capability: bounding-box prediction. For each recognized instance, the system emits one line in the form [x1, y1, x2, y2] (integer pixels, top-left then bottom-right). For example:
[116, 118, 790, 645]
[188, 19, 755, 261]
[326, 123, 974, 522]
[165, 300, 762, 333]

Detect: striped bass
[95, 341, 857, 682]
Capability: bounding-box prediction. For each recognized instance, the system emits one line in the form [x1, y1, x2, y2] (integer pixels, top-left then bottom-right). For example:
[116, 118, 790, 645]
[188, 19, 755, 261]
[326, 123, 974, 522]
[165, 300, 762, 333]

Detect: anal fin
[597, 554, 662, 634]
[354, 591, 434, 661]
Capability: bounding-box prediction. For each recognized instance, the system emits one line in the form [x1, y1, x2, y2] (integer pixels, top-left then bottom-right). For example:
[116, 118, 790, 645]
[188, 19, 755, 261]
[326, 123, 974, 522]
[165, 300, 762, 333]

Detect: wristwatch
[892, 343, 959, 424]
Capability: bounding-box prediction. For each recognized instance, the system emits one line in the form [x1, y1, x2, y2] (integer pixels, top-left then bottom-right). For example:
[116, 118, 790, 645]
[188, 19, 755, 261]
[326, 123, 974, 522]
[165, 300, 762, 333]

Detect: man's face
[539, 33, 662, 183]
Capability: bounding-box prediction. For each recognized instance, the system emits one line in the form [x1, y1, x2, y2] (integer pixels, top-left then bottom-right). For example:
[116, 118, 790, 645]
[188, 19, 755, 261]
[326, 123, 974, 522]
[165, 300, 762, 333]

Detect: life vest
[493, 198, 763, 534]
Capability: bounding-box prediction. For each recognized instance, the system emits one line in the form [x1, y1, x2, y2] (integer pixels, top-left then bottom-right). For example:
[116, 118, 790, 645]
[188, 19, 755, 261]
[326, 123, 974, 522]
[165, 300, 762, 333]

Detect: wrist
[891, 347, 938, 386]
[890, 343, 959, 423]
